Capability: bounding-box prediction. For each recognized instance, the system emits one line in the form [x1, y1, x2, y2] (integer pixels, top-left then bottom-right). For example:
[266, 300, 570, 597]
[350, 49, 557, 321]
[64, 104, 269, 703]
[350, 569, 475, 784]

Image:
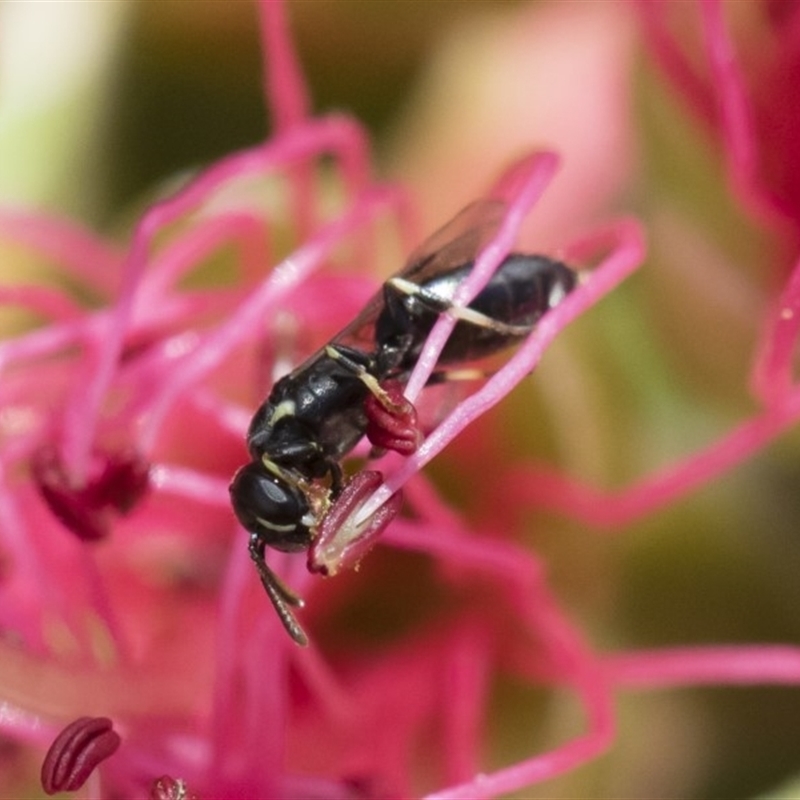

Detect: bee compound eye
[229, 462, 311, 550]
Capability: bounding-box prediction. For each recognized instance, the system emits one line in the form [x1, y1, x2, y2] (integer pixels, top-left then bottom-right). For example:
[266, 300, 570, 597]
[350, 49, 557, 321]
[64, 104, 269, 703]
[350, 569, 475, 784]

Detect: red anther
[765, 0, 800, 29]
[40, 716, 121, 795]
[343, 774, 400, 799]
[308, 470, 402, 576]
[86, 449, 150, 514]
[33, 446, 150, 541]
[364, 379, 422, 455]
[150, 775, 197, 800]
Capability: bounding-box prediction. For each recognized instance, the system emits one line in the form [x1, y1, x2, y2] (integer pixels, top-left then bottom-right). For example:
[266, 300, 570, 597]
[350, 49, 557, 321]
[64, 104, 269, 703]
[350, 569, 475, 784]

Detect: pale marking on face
[256, 516, 297, 533]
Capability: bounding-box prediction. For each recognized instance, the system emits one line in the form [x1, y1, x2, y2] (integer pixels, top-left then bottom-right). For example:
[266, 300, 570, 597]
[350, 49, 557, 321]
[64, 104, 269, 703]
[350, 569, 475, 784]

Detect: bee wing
[330, 288, 386, 352]
[400, 198, 507, 285]
[331, 198, 508, 352]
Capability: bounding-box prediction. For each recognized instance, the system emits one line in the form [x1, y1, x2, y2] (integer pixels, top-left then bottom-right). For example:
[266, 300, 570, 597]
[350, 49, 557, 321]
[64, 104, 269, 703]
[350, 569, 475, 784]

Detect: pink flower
[1, 1, 800, 798]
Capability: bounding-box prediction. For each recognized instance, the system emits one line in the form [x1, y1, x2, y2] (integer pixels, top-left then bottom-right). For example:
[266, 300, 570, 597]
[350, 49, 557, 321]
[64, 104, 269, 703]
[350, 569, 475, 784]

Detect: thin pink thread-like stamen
[605, 645, 800, 687]
[137, 212, 270, 304]
[209, 529, 253, 780]
[258, 0, 315, 241]
[0, 286, 83, 324]
[506, 381, 800, 529]
[60, 115, 370, 479]
[139, 185, 400, 453]
[0, 209, 122, 296]
[404, 152, 560, 402]
[700, 0, 769, 221]
[426, 665, 615, 800]
[258, 0, 309, 133]
[440, 625, 491, 785]
[359, 217, 644, 522]
[751, 253, 800, 405]
[0, 460, 54, 644]
[636, 0, 715, 123]
[148, 465, 229, 506]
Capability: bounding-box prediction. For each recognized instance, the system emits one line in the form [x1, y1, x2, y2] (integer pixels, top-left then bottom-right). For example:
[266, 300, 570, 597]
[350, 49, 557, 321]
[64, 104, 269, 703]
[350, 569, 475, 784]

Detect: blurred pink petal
[389, 1, 637, 248]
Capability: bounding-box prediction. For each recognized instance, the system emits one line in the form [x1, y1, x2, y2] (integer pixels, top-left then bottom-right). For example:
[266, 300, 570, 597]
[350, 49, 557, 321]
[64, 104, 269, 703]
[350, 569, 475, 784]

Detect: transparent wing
[329, 287, 387, 352]
[332, 198, 507, 352]
[400, 198, 507, 285]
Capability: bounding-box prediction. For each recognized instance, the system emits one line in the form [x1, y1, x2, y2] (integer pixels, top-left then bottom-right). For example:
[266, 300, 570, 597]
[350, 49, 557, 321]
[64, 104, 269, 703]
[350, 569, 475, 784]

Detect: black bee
[229, 199, 577, 644]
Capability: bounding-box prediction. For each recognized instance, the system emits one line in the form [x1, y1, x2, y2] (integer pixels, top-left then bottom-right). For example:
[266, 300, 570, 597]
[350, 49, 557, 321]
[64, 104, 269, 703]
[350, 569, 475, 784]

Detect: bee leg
[248, 533, 308, 647]
[328, 460, 344, 497]
[387, 276, 533, 336]
[325, 345, 422, 455]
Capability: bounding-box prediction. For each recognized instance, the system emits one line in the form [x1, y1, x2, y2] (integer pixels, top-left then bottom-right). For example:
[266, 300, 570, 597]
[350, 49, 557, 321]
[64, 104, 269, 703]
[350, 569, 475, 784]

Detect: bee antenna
[248, 533, 308, 647]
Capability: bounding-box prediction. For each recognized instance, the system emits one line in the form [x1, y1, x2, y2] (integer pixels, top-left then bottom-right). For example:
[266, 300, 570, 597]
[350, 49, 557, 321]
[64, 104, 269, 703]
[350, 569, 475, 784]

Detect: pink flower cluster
[1, 1, 800, 797]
